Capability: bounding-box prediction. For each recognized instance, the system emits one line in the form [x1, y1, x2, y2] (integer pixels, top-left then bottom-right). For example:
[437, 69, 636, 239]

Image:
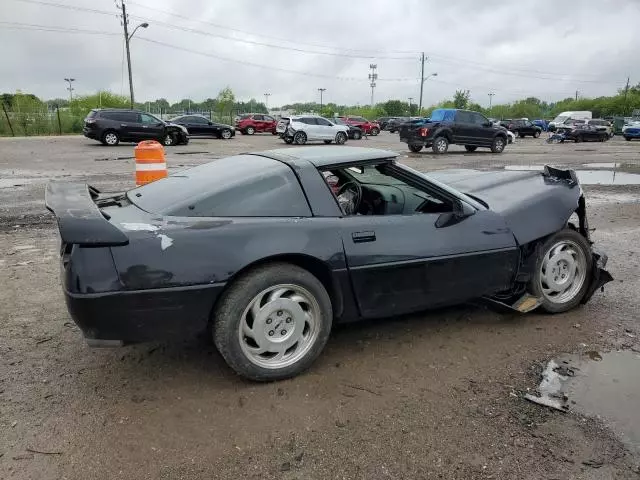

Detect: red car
[235, 114, 278, 135]
[341, 116, 381, 136]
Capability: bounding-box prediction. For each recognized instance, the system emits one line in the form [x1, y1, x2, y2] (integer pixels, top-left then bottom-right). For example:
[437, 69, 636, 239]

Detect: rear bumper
[64, 283, 225, 344]
[83, 128, 99, 140]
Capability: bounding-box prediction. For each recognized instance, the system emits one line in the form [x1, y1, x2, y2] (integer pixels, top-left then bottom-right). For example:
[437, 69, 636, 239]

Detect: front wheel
[529, 229, 592, 313]
[352, 130, 362, 140]
[293, 131, 307, 145]
[101, 130, 120, 146]
[213, 263, 333, 381]
[245, 126, 255, 135]
[432, 136, 449, 154]
[335, 132, 347, 145]
[220, 129, 232, 140]
[491, 136, 506, 153]
[283, 136, 294, 144]
[370, 127, 380, 136]
[408, 144, 423, 153]
[533, 130, 541, 138]
[162, 132, 177, 146]
[464, 145, 478, 152]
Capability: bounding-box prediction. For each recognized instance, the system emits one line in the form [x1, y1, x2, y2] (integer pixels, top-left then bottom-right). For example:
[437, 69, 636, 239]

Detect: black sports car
[562, 124, 609, 143]
[46, 147, 612, 381]
[331, 117, 363, 140]
[168, 114, 236, 139]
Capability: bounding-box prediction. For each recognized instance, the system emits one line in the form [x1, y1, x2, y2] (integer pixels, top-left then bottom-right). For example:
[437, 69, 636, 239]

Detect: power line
[11, 0, 117, 17]
[0, 21, 119, 35]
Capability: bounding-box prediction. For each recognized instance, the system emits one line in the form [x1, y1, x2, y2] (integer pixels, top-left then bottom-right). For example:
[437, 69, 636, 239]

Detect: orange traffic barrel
[134, 140, 168, 186]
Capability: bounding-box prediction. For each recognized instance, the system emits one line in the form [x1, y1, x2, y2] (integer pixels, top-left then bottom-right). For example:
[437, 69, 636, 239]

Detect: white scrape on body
[157, 234, 174, 250]
[120, 223, 160, 232]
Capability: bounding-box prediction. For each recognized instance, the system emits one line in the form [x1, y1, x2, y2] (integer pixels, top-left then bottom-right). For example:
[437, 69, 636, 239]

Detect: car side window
[193, 116, 208, 124]
[303, 117, 318, 125]
[471, 113, 488, 125]
[253, 115, 264, 121]
[264, 116, 274, 122]
[140, 113, 159, 124]
[316, 118, 332, 126]
[456, 111, 472, 123]
[123, 112, 139, 123]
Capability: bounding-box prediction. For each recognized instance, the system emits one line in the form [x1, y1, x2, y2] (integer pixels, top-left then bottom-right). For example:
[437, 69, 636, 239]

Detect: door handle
[352, 231, 376, 243]
[120, 123, 128, 127]
[142, 125, 148, 128]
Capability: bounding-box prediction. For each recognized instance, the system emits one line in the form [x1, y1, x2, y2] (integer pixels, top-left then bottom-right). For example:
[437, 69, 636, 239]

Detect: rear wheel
[432, 136, 449, 154]
[283, 136, 294, 144]
[335, 132, 347, 145]
[213, 263, 333, 381]
[293, 131, 307, 145]
[245, 126, 255, 135]
[408, 144, 423, 153]
[491, 136, 506, 153]
[101, 130, 119, 146]
[529, 229, 592, 313]
[533, 130, 541, 138]
[574, 135, 582, 143]
[464, 145, 478, 152]
[220, 129, 232, 140]
[352, 130, 362, 140]
[370, 127, 380, 136]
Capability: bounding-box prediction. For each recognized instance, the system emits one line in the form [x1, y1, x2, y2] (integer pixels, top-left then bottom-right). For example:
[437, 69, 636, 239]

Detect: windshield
[553, 115, 568, 123]
[332, 118, 346, 125]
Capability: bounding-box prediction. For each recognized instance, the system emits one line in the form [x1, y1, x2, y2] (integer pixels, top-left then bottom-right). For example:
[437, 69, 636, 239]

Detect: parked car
[622, 123, 640, 141]
[235, 114, 278, 135]
[340, 116, 381, 135]
[585, 119, 613, 137]
[532, 119, 549, 132]
[548, 111, 592, 132]
[376, 117, 396, 130]
[83, 109, 189, 146]
[45, 146, 612, 380]
[400, 108, 509, 154]
[508, 119, 542, 138]
[563, 124, 610, 143]
[386, 117, 410, 133]
[168, 115, 235, 139]
[331, 117, 363, 140]
[276, 115, 349, 145]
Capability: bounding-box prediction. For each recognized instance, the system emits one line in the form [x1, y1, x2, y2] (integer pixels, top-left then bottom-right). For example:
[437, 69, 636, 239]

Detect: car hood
[428, 168, 582, 245]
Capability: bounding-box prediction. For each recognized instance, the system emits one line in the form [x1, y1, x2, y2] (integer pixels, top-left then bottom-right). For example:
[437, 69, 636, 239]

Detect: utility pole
[318, 88, 326, 113]
[575, 90, 579, 101]
[418, 52, 426, 114]
[623, 77, 630, 115]
[264, 93, 271, 111]
[117, 0, 148, 108]
[368, 64, 378, 108]
[64, 78, 75, 102]
[408, 97, 413, 115]
[488, 93, 495, 114]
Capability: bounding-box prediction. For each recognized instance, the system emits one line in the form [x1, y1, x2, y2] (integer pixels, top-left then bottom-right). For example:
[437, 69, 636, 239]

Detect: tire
[272, 130, 278, 136]
[324, 140, 332, 144]
[335, 132, 347, 145]
[432, 136, 449, 154]
[533, 130, 541, 139]
[625, 137, 631, 141]
[518, 133, 525, 139]
[283, 136, 294, 144]
[213, 263, 333, 381]
[245, 126, 255, 135]
[408, 144, 423, 153]
[162, 132, 177, 146]
[101, 130, 119, 146]
[389, 129, 396, 134]
[220, 129, 232, 140]
[352, 130, 362, 140]
[464, 145, 478, 152]
[370, 127, 380, 136]
[491, 136, 506, 153]
[528, 229, 593, 313]
[574, 135, 582, 143]
[293, 131, 307, 145]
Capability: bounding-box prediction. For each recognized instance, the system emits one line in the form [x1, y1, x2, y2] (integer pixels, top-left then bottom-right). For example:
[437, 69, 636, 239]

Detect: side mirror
[435, 201, 475, 228]
[155, 122, 163, 127]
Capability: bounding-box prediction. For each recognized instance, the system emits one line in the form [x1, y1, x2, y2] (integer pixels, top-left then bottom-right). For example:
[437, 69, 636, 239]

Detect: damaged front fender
[581, 249, 613, 305]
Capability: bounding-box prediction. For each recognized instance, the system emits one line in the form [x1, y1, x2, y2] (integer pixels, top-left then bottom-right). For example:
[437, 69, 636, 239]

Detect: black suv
[83, 109, 189, 146]
[399, 109, 508, 154]
[507, 119, 542, 138]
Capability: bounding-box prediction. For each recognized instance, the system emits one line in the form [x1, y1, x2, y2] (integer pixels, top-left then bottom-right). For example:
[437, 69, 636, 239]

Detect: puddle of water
[528, 350, 640, 455]
[503, 165, 640, 185]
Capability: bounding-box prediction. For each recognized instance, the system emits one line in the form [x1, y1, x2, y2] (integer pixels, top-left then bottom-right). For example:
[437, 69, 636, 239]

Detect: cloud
[1, 0, 639, 107]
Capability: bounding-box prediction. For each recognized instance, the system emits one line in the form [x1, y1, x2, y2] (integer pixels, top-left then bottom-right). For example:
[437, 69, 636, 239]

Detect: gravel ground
[1, 133, 640, 479]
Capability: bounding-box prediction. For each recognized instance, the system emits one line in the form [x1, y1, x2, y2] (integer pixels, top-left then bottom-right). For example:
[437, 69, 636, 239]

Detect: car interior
[321, 164, 454, 216]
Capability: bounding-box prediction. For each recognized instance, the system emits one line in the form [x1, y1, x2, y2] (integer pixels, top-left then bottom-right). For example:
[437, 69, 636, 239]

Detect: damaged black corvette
[46, 147, 612, 381]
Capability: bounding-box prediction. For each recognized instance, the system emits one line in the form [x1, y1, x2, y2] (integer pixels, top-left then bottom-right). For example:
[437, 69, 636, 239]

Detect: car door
[301, 117, 321, 140]
[452, 111, 474, 144]
[263, 115, 276, 133]
[315, 117, 335, 139]
[340, 185, 518, 318]
[252, 114, 265, 132]
[138, 113, 164, 139]
[471, 112, 495, 146]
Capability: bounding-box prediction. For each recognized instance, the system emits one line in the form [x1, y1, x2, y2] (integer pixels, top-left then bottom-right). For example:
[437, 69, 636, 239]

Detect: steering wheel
[337, 181, 362, 215]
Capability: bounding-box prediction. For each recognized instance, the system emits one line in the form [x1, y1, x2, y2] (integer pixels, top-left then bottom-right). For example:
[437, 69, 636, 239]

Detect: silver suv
[276, 115, 350, 145]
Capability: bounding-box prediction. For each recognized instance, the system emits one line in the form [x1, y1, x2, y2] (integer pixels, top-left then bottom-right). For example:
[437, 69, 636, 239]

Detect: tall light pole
[368, 64, 377, 108]
[64, 78, 75, 102]
[118, 0, 148, 108]
[408, 97, 413, 115]
[419, 73, 437, 114]
[264, 93, 271, 111]
[488, 93, 495, 115]
[318, 88, 326, 112]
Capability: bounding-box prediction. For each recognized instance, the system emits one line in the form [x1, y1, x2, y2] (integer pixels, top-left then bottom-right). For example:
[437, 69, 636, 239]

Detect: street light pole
[318, 88, 326, 112]
[418, 73, 438, 115]
[488, 93, 495, 115]
[264, 93, 271, 111]
[119, 0, 148, 108]
[408, 97, 413, 115]
[64, 78, 75, 102]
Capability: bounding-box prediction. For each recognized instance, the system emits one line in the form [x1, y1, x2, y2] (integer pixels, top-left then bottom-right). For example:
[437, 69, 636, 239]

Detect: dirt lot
[1, 133, 640, 479]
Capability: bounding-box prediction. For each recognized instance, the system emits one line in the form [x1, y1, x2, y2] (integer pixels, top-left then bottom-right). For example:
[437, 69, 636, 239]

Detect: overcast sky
[1, 0, 639, 108]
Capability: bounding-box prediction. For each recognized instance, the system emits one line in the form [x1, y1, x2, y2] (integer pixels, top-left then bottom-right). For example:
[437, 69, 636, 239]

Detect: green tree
[381, 100, 405, 116]
[453, 90, 470, 109]
[216, 87, 235, 122]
